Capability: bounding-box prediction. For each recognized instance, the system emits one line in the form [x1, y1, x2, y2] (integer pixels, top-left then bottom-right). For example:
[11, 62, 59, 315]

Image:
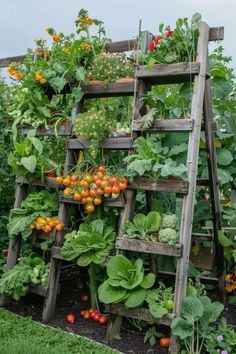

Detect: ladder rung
[116, 238, 182, 257]
[128, 177, 189, 194]
[67, 137, 133, 150]
[132, 118, 193, 132]
[192, 233, 214, 241]
[16, 176, 59, 188]
[59, 194, 125, 208]
[158, 270, 218, 283]
[21, 124, 72, 136]
[107, 304, 175, 326]
[135, 62, 200, 85]
[81, 79, 135, 98]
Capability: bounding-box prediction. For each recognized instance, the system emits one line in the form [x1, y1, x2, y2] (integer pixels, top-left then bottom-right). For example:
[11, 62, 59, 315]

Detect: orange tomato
[119, 182, 127, 190]
[104, 186, 112, 194]
[96, 189, 104, 196]
[63, 178, 71, 187]
[56, 223, 63, 231]
[86, 204, 95, 213]
[81, 197, 88, 204]
[81, 190, 89, 198]
[98, 166, 105, 173]
[89, 189, 97, 197]
[73, 193, 81, 201]
[112, 186, 120, 194]
[159, 337, 170, 348]
[94, 197, 102, 205]
[63, 188, 72, 196]
[55, 176, 63, 184]
[45, 225, 52, 233]
[71, 175, 78, 182]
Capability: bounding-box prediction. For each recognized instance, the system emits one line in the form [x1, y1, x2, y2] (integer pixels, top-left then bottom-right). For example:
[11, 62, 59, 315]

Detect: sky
[0, 0, 235, 71]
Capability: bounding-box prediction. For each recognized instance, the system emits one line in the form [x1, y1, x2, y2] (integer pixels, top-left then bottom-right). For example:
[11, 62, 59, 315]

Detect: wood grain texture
[128, 177, 189, 194]
[67, 137, 133, 150]
[132, 118, 193, 132]
[107, 304, 175, 326]
[21, 124, 72, 136]
[116, 238, 183, 257]
[15, 176, 60, 189]
[135, 62, 200, 85]
[82, 79, 135, 98]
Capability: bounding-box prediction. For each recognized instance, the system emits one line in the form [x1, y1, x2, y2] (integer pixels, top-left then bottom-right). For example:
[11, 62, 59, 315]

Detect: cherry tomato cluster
[80, 308, 108, 325]
[55, 166, 128, 213]
[29, 216, 64, 233]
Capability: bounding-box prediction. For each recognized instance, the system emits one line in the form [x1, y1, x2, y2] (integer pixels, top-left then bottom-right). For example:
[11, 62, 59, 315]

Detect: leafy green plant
[205, 317, 236, 354]
[61, 219, 115, 265]
[98, 255, 155, 308]
[7, 190, 58, 240]
[0, 255, 49, 300]
[123, 211, 161, 240]
[171, 295, 224, 354]
[8, 130, 58, 180]
[124, 135, 187, 179]
[90, 52, 134, 83]
[143, 13, 201, 66]
[144, 326, 163, 347]
[146, 282, 174, 318]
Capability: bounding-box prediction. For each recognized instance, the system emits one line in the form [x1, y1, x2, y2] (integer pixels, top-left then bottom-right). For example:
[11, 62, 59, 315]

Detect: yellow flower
[35, 72, 42, 81]
[80, 42, 91, 50]
[225, 283, 236, 293]
[40, 78, 46, 84]
[15, 72, 24, 80]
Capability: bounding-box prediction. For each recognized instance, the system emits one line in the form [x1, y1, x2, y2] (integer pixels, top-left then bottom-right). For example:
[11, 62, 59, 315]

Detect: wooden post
[170, 22, 210, 353]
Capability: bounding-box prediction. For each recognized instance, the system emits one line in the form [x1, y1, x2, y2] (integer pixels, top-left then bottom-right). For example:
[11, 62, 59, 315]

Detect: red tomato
[119, 182, 127, 190]
[159, 337, 170, 348]
[98, 166, 105, 173]
[83, 311, 90, 320]
[96, 189, 104, 196]
[109, 177, 118, 185]
[89, 308, 95, 315]
[99, 316, 108, 325]
[95, 179, 102, 187]
[89, 189, 97, 197]
[112, 185, 120, 194]
[104, 186, 112, 194]
[93, 313, 101, 322]
[65, 312, 76, 324]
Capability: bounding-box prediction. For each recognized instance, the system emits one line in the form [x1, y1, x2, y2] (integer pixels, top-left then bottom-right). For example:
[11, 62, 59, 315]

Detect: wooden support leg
[107, 314, 122, 342]
[42, 259, 62, 322]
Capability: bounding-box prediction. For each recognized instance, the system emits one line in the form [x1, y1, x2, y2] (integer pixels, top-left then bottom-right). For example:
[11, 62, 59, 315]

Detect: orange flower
[35, 72, 42, 81]
[52, 34, 61, 42]
[80, 42, 91, 50]
[40, 78, 46, 84]
[79, 23, 85, 29]
[86, 17, 93, 25]
[15, 72, 24, 80]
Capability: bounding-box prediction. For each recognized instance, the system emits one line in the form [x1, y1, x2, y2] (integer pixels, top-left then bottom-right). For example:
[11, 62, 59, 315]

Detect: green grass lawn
[0, 309, 118, 354]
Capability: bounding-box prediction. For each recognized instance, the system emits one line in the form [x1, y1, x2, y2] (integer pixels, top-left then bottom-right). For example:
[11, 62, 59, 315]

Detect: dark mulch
[3, 269, 236, 354]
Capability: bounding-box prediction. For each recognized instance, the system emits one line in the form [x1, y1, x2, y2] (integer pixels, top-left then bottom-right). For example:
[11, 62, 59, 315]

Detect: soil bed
[4, 269, 236, 354]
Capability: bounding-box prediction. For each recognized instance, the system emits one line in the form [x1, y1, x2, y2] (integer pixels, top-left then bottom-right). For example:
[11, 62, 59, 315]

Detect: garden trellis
[0, 22, 225, 354]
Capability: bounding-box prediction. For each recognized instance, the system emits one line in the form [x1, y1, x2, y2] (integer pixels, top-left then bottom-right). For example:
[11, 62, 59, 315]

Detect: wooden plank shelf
[59, 194, 125, 208]
[21, 124, 72, 136]
[107, 304, 175, 326]
[135, 62, 200, 85]
[158, 270, 218, 283]
[82, 79, 135, 98]
[67, 137, 133, 150]
[105, 39, 137, 52]
[116, 238, 183, 257]
[128, 177, 189, 194]
[132, 118, 193, 132]
[51, 246, 67, 261]
[16, 176, 60, 188]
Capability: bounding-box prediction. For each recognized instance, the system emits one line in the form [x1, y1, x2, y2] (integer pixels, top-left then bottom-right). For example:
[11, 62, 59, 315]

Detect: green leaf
[149, 303, 168, 318]
[127, 159, 152, 176]
[20, 155, 37, 173]
[146, 211, 161, 231]
[98, 280, 126, 304]
[124, 288, 146, 308]
[107, 255, 132, 281]
[218, 230, 233, 247]
[217, 168, 233, 184]
[232, 249, 236, 262]
[171, 318, 194, 340]
[30, 137, 43, 155]
[217, 148, 233, 166]
[75, 67, 87, 82]
[72, 87, 83, 103]
[140, 273, 155, 289]
[182, 296, 204, 323]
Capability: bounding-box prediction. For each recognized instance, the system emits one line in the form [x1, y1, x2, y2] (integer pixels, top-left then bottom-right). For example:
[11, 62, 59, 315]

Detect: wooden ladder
[106, 22, 225, 354]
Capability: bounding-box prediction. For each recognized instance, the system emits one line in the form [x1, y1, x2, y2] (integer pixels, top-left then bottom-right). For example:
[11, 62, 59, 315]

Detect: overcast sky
[0, 0, 235, 72]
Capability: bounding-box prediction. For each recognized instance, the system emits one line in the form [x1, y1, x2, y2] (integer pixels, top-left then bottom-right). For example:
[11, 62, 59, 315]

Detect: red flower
[148, 41, 155, 52]
[2, 250, 8, 257]
[166, 30, 173, 38]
